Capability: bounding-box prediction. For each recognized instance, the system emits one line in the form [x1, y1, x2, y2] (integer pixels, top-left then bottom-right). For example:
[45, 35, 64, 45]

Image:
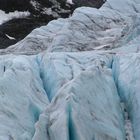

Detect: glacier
[0, 55, 49, 139]
[0, 0, 140, 140]
[113, 54, 140, 140]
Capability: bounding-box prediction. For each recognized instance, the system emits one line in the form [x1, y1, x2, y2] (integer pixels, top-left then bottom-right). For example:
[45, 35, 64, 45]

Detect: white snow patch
[5, 34, 16, 40]
[66, 0, 73, 4]
[30, 0, 40, 11]
[0, 10, 30, 25]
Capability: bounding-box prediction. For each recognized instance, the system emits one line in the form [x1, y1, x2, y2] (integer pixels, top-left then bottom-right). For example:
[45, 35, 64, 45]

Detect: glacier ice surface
[0, 55, 49, 139]
[113, 54, 140, 140]
[0, 0, 140, 139]
[33, 67, 125, 140]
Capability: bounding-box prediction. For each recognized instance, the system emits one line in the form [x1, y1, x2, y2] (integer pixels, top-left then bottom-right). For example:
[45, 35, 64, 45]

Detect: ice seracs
[33, 66, 125, 140]
[39, 51, 112, 101]
[0, 0, 140, 139]
[113, 54, 140, 140]
[0, 55, 49, 139]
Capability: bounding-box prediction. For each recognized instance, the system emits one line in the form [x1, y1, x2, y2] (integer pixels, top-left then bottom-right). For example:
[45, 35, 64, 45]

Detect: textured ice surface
[113, 54, 140, 140]
[0, 55, 49, 139]
[0, 0, 140, 139]
[40, 51, 112, 101]
[1, 0, 140, 54]
[33, 67, 124, 140]
[0, 52, 125, 140]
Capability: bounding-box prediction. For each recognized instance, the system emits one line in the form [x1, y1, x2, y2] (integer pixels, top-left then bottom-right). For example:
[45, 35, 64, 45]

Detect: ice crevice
[33, 52, 120, 140]
[35, 51, 136, 140]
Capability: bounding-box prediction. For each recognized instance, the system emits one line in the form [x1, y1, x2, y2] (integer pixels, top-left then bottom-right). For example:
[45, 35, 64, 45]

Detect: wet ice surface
[0, 0, 140, 139]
